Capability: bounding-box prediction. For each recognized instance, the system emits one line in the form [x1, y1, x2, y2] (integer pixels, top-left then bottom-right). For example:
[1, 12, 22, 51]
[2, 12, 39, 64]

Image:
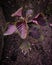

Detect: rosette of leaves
[3, 7, 47, 54]
[3, 7, 47, 38]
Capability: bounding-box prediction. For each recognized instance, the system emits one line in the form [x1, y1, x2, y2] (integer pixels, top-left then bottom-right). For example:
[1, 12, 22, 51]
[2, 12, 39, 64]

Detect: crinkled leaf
[11, 7, 23, 17]
[32, 13, 46, 26]
[16, 20, 28, 39]
[3, 25, 17, 36]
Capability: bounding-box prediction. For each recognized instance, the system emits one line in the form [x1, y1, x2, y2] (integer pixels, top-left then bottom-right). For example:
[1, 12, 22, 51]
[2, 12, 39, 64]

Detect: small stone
[6, 56, 9, 59]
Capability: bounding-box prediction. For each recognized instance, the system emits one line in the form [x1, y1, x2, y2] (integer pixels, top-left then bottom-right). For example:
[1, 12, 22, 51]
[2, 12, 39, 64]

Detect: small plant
[3, 7, 47, 55]
[3, 7, 47, 39]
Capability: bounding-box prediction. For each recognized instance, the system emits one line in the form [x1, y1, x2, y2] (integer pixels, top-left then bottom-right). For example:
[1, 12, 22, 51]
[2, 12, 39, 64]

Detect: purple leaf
[34, 13, 40, 18]
[3, 25, 17, 36]
[16, 20, 28, 39]
[11, 7, 23, 17]
[32, 20, 39, 25]
[29, 13, 39, 25]
[32, 13, 46, 26]
[29, 27, 40, 39]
